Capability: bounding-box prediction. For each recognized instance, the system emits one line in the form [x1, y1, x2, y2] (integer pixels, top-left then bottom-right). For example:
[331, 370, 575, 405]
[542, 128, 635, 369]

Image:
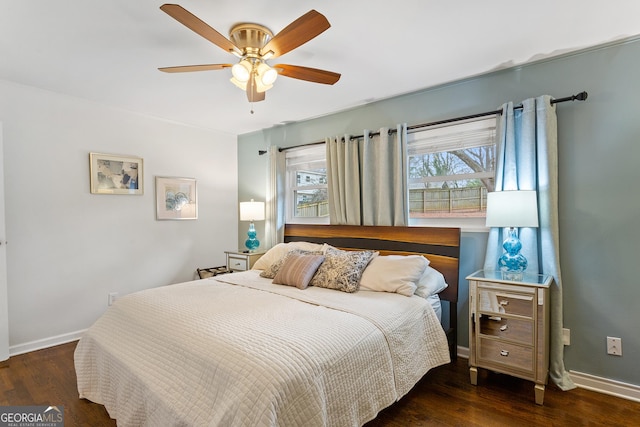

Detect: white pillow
[290, 241, 326, 253]
[252, 241, 326, 270]
[359, 255, 429, 297]
[414, 266, 448, 298]
[252, 243, 289, 270]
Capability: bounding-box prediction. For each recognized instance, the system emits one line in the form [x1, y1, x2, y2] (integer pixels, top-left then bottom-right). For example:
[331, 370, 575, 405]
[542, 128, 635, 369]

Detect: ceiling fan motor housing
[229, 23, 273, 57]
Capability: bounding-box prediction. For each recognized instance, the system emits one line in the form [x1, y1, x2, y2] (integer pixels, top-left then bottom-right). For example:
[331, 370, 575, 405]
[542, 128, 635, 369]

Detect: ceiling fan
[158, 4, 341, 103]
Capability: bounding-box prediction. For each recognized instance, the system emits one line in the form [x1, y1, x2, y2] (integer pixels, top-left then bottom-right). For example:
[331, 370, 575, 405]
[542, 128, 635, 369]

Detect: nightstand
[467, 269, 552, 405]
[225, 251, 265, 272]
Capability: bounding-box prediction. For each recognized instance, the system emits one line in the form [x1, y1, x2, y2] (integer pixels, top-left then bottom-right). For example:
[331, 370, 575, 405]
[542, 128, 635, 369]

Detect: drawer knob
[500, 325, 508, 332]
[499, 300, 509, 306]
[500, 350, 510, 357]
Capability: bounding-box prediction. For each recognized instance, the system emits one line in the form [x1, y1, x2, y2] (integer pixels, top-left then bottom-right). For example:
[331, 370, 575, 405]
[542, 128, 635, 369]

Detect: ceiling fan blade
[159, 64, 232, 73]
[160, 4, 240, 55]
[275, 64, 341, 85]
[247, 77, 266, 102]
[261, 10, 330, 58]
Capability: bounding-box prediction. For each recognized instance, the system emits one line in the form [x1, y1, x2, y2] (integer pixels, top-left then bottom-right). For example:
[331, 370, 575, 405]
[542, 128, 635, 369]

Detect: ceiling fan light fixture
[230, 76, 248, 91]
[256, 63, 278, 86]
[231, 60, 252, 82]
[255, 80, 273, 93]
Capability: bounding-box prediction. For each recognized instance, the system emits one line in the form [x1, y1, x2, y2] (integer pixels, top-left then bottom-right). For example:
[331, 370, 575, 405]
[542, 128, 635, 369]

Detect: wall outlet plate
[607, 336, 622, 356]
[562, 328, 570, 346]
[108, 292, 119, 306]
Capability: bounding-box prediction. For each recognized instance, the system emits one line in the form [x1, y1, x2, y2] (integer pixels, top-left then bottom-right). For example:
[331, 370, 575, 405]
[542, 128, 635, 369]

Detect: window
[282, 117, 496, 230]
[285, 145, 329, 224]
[407, 117, 496, 229]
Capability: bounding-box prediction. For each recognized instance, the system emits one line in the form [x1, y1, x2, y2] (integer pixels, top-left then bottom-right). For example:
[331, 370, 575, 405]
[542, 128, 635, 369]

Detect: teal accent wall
[238, 37, 640, 386]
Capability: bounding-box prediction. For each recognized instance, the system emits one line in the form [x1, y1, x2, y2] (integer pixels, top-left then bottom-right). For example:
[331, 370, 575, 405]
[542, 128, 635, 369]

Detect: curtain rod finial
[575, 91, 588, 101]
[258, 150, 267, 156]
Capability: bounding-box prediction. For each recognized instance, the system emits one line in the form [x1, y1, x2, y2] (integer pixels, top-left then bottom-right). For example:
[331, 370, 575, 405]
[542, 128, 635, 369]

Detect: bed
[74, 224, 460, 426]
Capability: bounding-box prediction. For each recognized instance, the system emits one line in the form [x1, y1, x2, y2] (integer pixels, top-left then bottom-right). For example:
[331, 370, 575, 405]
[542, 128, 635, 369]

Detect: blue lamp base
[498, 227, 528, 281]
[244, 221, 260, 252]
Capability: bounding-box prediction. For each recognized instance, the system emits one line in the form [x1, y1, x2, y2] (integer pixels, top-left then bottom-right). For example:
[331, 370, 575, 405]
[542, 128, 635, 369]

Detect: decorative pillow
[414, 266, 448, 298]
[272, 253, 325, 289]
[252, 241, 326, 271]
[309, 247, 377, 293]
[359, 255, 429, 297]
[260, 248, 323, 279]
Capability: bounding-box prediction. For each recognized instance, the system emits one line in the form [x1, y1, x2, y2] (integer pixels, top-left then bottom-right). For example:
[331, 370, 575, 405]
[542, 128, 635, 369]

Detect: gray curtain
[326, 124, 408, 226]
[483, 96, 575, 391]
[265, 145, 285, 248]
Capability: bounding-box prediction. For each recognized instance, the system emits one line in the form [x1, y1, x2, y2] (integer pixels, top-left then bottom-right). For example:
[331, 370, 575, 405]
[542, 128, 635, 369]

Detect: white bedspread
[75, 270, 450, 427]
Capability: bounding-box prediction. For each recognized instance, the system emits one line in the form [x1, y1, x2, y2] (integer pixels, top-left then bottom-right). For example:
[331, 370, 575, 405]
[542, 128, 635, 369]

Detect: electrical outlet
[607, 336, 622, 356]
[108, 292, 119, 306]
[562, 328, 571, 346]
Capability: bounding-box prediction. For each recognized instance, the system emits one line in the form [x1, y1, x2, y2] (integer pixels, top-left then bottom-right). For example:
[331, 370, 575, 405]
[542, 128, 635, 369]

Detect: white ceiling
[2, 1, 640, 135]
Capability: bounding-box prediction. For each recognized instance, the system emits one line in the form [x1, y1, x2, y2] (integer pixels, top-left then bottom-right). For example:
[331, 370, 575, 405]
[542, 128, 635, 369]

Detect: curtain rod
[258, 91, 588, 155]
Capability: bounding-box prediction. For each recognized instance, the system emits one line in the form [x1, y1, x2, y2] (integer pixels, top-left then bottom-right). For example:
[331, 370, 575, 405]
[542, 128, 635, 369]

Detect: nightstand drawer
[225, 251, 265, 273]
[479, 315, 534, 345]
[478, 289, 534, 318]
[478, 338, 534, 373]
[227, 255, 249, 271]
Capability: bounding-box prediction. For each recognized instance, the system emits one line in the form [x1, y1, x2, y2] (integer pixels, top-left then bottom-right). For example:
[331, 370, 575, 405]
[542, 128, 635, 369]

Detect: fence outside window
[409, 187, 487, 217]
[295, 187, 487, 218]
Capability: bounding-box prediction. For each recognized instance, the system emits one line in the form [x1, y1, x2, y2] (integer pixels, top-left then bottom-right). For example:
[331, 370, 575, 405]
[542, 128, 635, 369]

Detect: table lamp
[485, 190, 539, 280]
[240, 199, 265, 252]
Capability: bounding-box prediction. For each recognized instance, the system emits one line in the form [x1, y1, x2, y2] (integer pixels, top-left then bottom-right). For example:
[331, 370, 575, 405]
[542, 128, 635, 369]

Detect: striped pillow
[260, 248, 323, 279]
[272, 253, 325, 289]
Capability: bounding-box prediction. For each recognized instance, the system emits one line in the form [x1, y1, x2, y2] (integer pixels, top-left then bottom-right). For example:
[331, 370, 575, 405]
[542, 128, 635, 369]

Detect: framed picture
[155, 176, 198, 220]
[89, 153, 143, 195]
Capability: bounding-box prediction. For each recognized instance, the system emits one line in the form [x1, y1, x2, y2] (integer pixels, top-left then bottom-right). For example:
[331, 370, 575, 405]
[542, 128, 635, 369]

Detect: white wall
[0, 79, 238, 352]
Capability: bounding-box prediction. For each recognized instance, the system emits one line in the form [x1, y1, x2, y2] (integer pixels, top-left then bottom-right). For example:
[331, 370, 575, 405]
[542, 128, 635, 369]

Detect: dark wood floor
[1, 342, 639, 426]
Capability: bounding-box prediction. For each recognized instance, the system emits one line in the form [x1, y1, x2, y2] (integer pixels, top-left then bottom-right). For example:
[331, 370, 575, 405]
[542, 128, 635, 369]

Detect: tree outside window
[407, 118, 496, 219]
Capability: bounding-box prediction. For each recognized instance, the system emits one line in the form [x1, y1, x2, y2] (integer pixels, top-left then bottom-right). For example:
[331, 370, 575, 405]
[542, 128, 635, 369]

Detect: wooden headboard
[284, 224, 461, 359]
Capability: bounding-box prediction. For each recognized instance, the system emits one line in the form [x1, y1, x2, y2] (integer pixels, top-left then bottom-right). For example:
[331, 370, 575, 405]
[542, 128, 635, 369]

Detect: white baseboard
[456, 345, 469, 359]
[9, 329, 86, 357]
[570, 370, 640, 403]
[457, 346, 639, 403]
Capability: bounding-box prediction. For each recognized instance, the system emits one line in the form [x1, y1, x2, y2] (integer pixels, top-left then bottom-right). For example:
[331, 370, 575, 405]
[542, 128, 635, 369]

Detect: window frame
[284, 145, 329, 224]
[407, 117, 497, 231]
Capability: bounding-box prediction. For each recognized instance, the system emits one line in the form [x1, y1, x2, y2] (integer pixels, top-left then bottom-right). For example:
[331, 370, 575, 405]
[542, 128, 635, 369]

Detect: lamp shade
[256, 62, 278, 86]
[486, 190, 539, 228]
[230, 76, 248, 91]
[240, 199, 265, 221]
[231, 60, 252, 82]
